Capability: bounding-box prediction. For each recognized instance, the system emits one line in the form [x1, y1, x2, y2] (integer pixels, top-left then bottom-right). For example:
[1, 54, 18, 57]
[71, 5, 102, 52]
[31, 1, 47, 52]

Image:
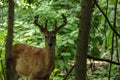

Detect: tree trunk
[5, 0, 14, 80]
[75, 0, 93, 80]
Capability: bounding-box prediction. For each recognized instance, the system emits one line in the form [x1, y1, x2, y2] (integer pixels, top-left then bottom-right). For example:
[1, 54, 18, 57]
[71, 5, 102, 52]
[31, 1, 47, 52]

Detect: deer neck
[45, 46, 55, 59]
[45, 46, 55, 69]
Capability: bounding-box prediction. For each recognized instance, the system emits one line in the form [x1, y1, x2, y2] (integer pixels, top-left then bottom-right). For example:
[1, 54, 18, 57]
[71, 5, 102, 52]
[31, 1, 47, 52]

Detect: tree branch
[63, 65, 75, 80]
[94, 0, 120, 38]
[87, 55, 120, 65]
[63, 55, 120, 80]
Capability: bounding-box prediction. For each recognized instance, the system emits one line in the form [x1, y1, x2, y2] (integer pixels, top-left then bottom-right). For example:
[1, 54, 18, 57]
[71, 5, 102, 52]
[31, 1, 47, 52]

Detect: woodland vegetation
[0, 0, 120, 80]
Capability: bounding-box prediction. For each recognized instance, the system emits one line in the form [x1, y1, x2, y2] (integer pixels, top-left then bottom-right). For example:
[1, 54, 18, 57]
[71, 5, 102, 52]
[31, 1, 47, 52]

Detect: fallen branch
[87, 55, 120, 65]
[63, 55, 120, 80]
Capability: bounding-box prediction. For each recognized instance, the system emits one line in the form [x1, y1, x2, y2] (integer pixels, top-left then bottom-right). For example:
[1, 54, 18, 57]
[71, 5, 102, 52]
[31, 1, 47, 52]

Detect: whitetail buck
[12, 14, 67, 80]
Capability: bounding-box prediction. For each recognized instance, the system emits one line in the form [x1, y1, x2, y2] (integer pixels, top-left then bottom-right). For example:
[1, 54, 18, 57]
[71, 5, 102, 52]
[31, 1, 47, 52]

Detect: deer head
[34, 14, 67, 49]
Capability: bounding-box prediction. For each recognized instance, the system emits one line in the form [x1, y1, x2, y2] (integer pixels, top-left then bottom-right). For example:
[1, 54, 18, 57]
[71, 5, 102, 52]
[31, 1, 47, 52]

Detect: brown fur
[12, 14, 67, 80]
[12, 43, 55, 80]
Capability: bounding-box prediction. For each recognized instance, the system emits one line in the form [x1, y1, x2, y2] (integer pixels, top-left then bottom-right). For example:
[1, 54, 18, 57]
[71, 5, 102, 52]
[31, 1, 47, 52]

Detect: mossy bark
[75, 0, 93, 80]
[5, 0, 14, 80]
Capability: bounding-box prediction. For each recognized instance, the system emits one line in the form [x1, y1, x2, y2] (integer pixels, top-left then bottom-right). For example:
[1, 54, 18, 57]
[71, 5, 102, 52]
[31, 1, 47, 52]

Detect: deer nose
[48, 38, 53, 47]
[49, 43, 52, 47]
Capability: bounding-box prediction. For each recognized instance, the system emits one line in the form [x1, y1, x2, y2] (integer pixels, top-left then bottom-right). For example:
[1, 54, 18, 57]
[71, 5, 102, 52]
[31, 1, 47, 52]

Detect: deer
[12, 14, 67, 80]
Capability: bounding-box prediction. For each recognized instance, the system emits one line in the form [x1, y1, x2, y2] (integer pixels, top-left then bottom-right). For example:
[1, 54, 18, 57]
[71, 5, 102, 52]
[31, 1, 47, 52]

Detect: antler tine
[54, 14, 67, 32]
[34, 15, 47, 32]
[54, 20, 57, 30]
[45, 19, 48, 30]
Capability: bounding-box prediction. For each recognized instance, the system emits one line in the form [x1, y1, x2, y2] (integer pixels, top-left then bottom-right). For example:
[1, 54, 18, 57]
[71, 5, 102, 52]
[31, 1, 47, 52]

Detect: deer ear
[39, 28, 47, 34]
[40, 30, 45, 34]
[41, 30, 49, 35]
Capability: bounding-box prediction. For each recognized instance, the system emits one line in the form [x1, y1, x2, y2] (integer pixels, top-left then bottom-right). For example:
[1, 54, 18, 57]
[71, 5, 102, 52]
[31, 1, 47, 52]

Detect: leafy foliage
[0, 0, 120, 79]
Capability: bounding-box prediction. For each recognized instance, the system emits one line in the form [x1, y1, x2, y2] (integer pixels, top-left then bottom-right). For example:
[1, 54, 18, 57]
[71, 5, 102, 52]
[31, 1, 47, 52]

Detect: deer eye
[53, 36, 56, 38]
[45, 36, 47, 38]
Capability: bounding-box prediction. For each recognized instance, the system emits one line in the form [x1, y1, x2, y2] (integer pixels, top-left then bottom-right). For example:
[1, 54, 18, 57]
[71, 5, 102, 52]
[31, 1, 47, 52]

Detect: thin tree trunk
[5, 0, 14, 80]
[75, 0, 93, 80]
